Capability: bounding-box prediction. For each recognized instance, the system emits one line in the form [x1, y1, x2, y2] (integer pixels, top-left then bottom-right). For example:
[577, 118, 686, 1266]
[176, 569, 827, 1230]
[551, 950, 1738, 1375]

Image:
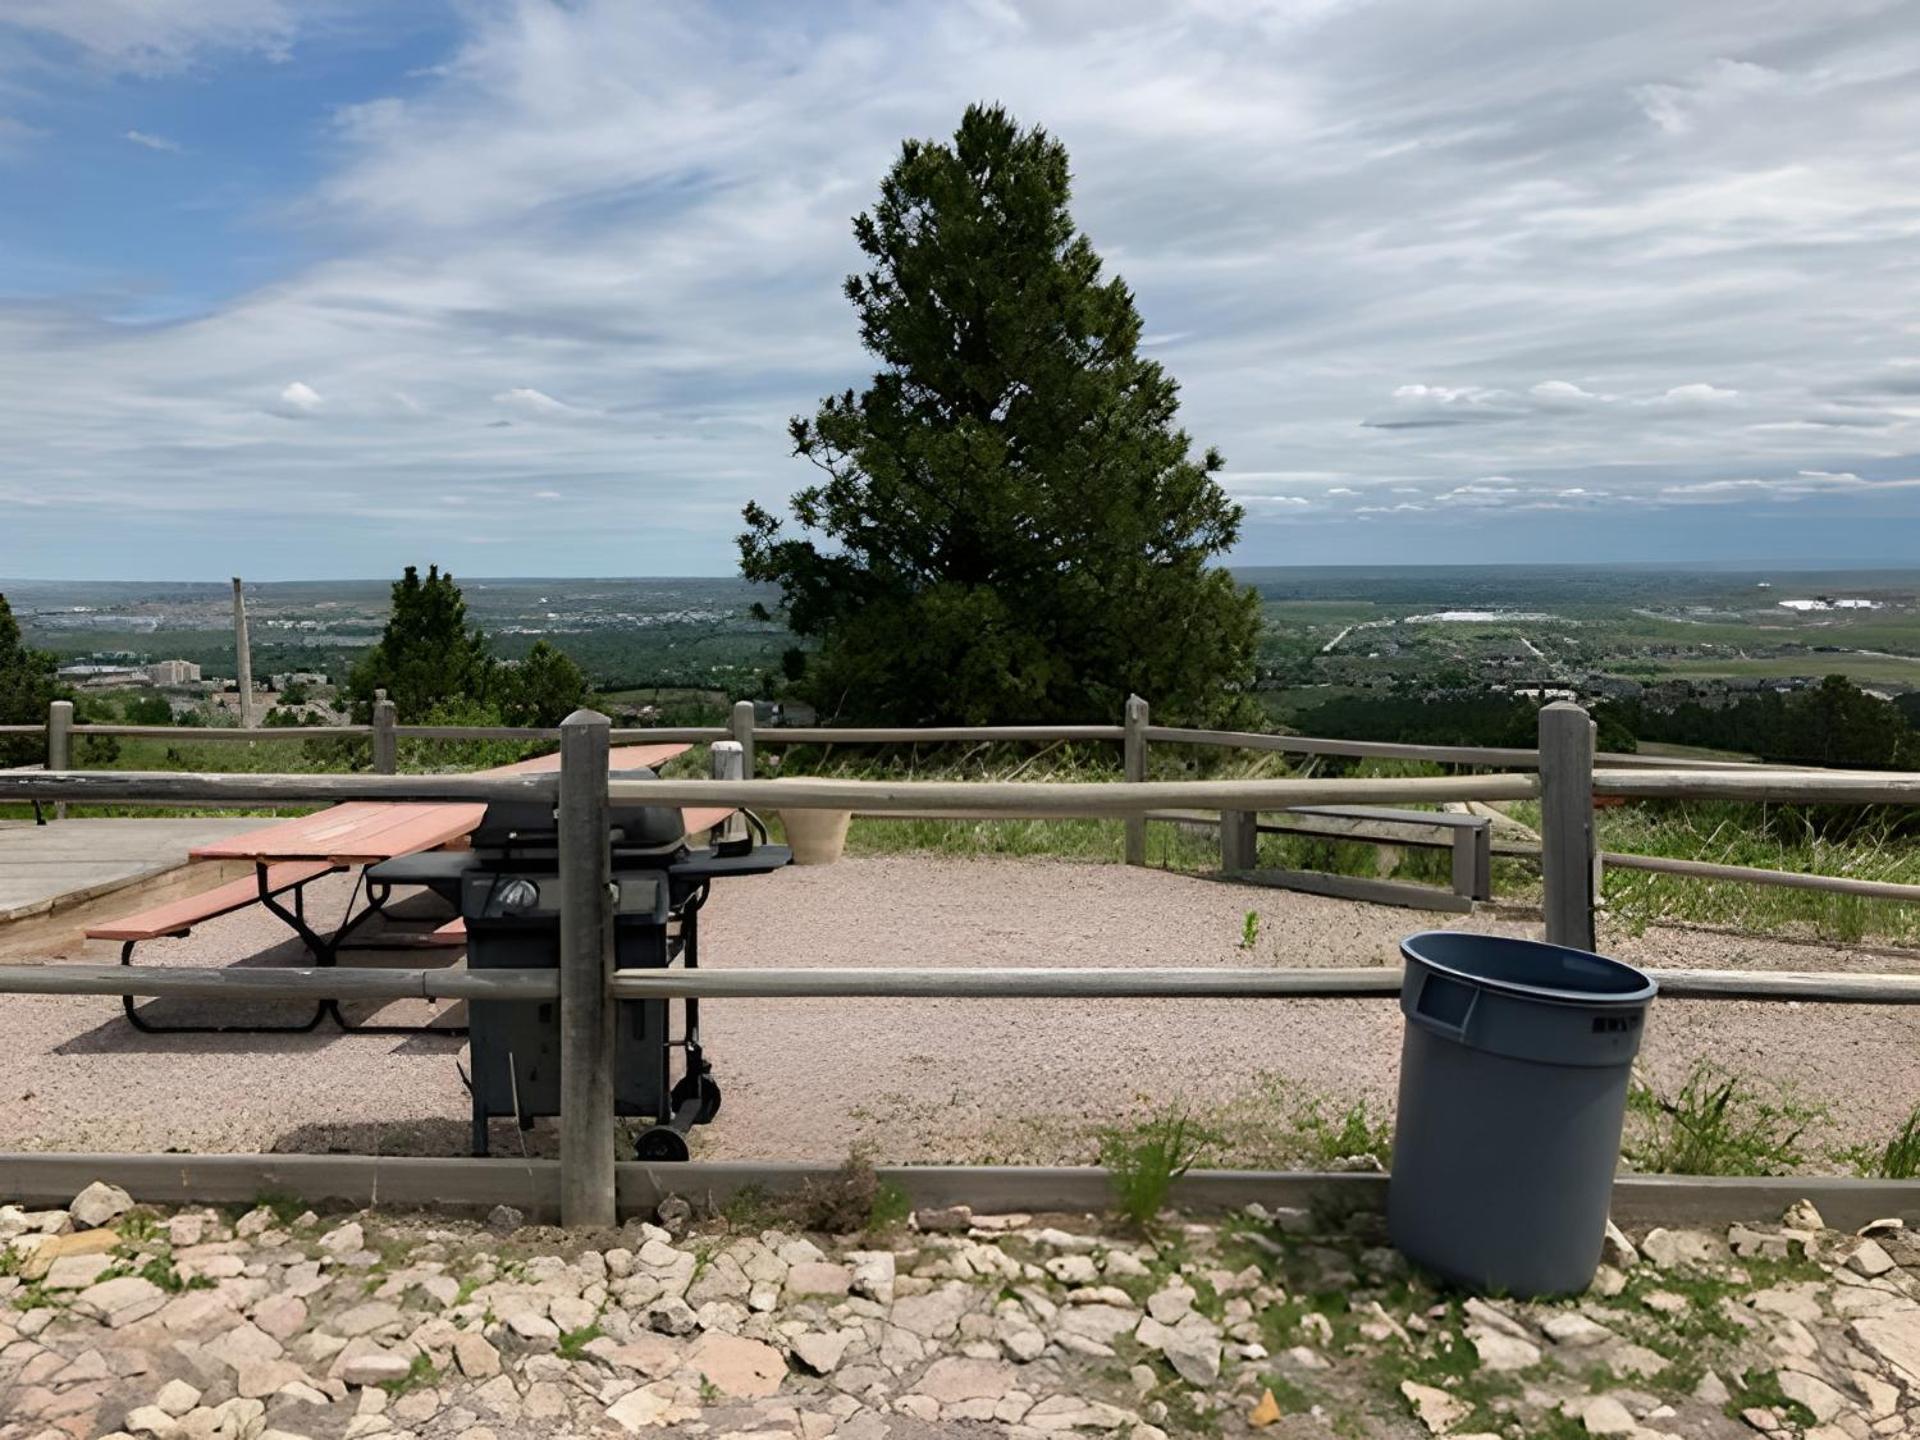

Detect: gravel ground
[3, 855, 1917, 1162]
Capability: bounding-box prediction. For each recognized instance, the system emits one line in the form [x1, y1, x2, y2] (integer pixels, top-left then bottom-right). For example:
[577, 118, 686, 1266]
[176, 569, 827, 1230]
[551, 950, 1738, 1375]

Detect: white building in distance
[1777, 597, 1881, 612]
[146, 659, 202, 685]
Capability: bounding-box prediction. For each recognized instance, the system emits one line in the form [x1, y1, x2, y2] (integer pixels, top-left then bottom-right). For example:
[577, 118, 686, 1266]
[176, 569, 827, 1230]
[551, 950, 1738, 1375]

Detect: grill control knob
[497, 878, 540, 912]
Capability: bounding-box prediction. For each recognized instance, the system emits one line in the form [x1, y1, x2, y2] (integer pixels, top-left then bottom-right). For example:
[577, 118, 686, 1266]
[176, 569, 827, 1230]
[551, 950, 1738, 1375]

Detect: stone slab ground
[4, 1180, 1919, 1439]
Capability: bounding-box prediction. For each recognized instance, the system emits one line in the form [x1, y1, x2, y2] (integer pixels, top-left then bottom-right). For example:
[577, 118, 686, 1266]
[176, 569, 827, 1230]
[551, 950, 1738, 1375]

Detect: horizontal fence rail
[755, 724, 1127, 744]
[604, 965, 1920, 1004]
[8, 699, 1920, 1229]
[605, 773, 1542, 813]
[0, 965, 558, 1002]
[1594, 768, 1920, 804]
[1142, 725, 1780, 771]
[0, 770, 555, 805]
[71, 724, 373, 739]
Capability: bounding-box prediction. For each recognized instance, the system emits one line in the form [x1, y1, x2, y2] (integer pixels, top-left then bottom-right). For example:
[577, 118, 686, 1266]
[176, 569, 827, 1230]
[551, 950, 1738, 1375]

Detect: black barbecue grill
[434, 769, 787, 1160]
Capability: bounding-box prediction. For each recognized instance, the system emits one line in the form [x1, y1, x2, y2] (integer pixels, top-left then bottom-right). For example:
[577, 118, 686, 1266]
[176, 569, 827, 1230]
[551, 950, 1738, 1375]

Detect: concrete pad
[0, 819, 264, 923]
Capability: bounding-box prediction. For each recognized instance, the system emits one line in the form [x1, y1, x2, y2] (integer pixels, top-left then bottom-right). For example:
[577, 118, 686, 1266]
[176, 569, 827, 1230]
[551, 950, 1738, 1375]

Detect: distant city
[4, 568, 1916, 732]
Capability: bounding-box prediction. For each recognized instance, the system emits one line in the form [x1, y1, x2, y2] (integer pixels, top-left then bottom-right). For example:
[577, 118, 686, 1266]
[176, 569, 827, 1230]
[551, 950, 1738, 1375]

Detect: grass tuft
[1099, 1100, 1221, 1230]
[1848, 1103, 1920, 1178]
[1624, 1060, 1821, 1176]
[1723, 1368, 1817, 1428]
[381, 1352, 439, 1397]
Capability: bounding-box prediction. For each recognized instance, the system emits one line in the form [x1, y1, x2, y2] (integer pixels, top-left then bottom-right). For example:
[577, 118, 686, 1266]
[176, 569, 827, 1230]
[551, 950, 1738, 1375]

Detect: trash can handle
[1411, 970, 1478, 1042]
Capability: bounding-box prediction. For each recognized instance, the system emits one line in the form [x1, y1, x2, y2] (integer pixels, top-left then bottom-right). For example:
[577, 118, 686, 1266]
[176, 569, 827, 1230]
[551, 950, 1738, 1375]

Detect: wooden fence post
[47, 699, 73, 821]
[1123, 695, 1149, 866]
[1220, 810, 1258, 874]
[370, 694, 397, 776]
[1451, 823, 1493, 903]
[731, 700, 756, 779]
[558, 708, 615, 1227]
[1539, 701, 1597, 950]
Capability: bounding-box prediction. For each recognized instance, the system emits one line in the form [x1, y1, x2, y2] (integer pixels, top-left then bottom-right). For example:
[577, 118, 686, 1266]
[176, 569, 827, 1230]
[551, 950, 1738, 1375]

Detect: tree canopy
[345, 566, 589, 727]
[498, 640, 591, 728]
[740, 103, 1260, 726]
[1600, 675, 1916, 768]
[0, 594, 59, 768]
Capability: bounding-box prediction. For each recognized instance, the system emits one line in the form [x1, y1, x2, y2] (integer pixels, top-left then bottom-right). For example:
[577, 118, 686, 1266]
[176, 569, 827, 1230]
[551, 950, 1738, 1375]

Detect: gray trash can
[1388, 931, 1656, 1297]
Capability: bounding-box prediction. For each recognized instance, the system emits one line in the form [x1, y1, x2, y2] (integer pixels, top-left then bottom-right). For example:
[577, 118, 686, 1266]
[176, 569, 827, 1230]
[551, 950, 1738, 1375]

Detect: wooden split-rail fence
[4, 699, 1920, 1222]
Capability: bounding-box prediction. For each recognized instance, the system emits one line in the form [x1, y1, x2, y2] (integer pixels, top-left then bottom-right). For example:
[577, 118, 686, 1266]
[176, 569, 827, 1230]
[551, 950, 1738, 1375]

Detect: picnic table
[93, 743, 727, 1034]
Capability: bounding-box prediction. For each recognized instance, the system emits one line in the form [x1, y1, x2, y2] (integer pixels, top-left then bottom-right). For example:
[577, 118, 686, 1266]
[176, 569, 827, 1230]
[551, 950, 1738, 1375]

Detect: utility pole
[231, 577, 254, 729]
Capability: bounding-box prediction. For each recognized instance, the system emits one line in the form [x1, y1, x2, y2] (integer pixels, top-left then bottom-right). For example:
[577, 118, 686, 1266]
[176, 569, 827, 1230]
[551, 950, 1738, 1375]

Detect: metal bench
[86, 861, 340, 1033]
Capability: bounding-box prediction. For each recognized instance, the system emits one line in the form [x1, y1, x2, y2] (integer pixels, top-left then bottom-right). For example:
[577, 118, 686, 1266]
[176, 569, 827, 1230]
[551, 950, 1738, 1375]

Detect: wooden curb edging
[4, 1154, 1917, 1231]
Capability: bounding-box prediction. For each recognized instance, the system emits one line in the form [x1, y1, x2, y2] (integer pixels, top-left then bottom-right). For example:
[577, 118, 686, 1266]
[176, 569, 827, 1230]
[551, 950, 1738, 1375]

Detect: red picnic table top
[189, 802, 488, 865]
[485, 743, 689, 776]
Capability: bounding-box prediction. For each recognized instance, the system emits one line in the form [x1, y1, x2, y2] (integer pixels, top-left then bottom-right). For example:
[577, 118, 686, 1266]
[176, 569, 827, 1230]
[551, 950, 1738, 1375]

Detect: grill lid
[471, 765, 685, 852]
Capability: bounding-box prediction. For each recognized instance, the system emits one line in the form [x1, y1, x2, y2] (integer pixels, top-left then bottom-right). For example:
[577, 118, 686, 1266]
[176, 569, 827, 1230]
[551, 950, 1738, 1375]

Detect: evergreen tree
[345, 565, 496, 721]
[0, 594, 58, 768]
[740, 104, 1260, 725]
[499, 640, 591, 727]
[1778, 674, 1912, 767]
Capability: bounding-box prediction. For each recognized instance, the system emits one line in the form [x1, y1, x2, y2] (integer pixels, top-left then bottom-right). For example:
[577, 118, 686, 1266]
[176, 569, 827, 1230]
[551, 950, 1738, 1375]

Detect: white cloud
[123, 129, 180, 152]
[2, 0, 299, 75]
[3, 0, 1920, 568]
[1633, 59, 1786, 137]
[1658, 469, 1920, 503]
[493, 387, 597, 419]
[1655, 382, 1740, 406]
[275, 380, 322, 414]
[1530, 380, 1607, 405]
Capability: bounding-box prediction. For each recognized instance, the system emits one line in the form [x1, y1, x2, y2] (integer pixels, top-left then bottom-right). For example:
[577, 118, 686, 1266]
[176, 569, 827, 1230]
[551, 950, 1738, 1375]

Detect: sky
[2, 0, 1918, 580]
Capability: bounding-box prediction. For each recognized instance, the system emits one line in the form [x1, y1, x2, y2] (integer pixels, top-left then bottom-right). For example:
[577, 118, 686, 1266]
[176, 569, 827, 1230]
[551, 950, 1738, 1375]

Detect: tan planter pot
[779, 809, 853, 866]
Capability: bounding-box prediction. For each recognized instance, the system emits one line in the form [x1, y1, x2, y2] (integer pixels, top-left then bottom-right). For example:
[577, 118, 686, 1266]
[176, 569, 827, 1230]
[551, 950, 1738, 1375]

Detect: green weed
[12, 1282, 57, 1312]
[1723, 1368, 1816, 1428]
[868, 1177, 912, 1231]
[1098, 1101, 1221, 1230]
[1848, 1104, 1920, 1178]
[1624, 1061, 1821, 1176]
[1288, 1096, 1394, 1170]
[1258, 1374, 1318, 1412]
[381, 1352, 439, 1397]
[136, 1253, 213, 1295]
[248, 1193, 309, 1228]
[1240, 910, 1260, 949]
[720, 1184, 777, 1232]
[556, 1323, 603, 1359]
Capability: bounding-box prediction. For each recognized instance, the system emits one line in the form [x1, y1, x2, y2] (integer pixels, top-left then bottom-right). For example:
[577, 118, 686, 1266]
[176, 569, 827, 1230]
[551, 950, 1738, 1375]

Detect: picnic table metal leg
[257, 862, 339, 964]
[296, 868, 468, 1037]
[117, 872, 328, 1034]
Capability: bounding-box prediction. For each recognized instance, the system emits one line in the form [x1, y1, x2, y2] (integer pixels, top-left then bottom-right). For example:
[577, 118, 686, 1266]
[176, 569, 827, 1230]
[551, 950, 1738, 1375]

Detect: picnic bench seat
[1197, 803, 1493, 912]
[86, 861, 339, 1034]
[87, 861, 337, 942]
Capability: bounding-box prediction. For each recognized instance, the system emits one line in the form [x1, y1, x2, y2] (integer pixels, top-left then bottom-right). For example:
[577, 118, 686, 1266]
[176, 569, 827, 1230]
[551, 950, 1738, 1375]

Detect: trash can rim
[1400, 930, 1657, 1007]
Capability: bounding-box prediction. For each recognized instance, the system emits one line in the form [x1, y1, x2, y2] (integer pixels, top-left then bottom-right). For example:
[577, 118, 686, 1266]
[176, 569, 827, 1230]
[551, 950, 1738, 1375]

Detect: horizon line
[6, 558, 1920, 587]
